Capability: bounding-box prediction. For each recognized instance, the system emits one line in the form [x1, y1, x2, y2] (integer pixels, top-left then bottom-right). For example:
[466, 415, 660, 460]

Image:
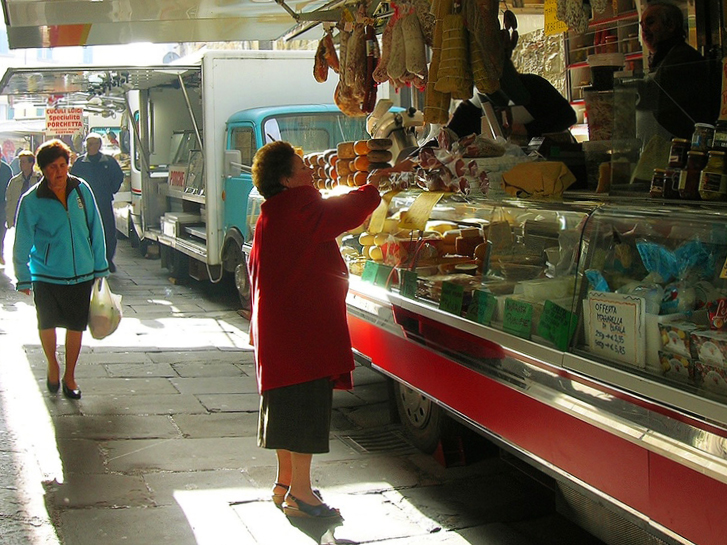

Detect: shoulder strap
[75, 186, 91, 233]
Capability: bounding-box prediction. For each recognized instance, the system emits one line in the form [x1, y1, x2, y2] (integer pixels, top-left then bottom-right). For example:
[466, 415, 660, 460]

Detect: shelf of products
[564, 5, 645, 103]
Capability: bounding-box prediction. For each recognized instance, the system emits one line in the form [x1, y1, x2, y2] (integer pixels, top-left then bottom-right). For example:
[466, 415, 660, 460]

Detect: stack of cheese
[338, 139, 393, 187]
[304, 149, 338, 189]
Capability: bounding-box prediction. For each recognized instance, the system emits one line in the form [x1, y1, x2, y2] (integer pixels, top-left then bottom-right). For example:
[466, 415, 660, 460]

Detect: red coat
[249, 184, 380, 393]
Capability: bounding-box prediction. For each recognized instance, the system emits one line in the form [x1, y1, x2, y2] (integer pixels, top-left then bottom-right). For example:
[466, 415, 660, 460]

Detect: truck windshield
[262, 113, 368, 153]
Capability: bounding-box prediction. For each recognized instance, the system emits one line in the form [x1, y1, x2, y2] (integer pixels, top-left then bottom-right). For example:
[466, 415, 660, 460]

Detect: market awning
[0, 0, 349, 49]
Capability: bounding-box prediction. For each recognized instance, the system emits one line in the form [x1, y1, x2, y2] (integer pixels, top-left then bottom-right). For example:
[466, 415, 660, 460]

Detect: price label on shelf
[361, 261, 378, 283]
[587, 291, 645, 367]
[374, 264, 395, 289]
[537, 300, 578, 351]
[466, 289, 496, 326]
[439, 281, 464, 316]
[399, 270, 418, 299]
[503, 298, 533, 339]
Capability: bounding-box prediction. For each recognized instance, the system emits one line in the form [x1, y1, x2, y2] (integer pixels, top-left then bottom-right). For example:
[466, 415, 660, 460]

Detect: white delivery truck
[0, 50, 371, 306]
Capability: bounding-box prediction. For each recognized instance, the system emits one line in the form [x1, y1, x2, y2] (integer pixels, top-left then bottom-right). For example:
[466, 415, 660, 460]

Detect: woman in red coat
[248, 141, 381, 518]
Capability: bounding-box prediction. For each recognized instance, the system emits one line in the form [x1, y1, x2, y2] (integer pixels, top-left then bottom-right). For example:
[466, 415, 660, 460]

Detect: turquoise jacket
[13, 175, 109, 290]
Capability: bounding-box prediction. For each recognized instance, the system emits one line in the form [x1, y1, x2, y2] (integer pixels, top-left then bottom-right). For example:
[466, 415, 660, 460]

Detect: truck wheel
[394, 381, 448, 454]
[225, 241, 251, 311]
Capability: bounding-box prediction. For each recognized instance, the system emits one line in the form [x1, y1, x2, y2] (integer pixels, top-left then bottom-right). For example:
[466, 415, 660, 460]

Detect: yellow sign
[398, 191, 445, 232]
[544, 0, 568, 36]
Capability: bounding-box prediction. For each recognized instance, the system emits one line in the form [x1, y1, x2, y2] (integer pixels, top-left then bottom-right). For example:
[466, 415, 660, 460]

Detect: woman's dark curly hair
[36, 139, 71, 171]
[252, 141, 296, 199]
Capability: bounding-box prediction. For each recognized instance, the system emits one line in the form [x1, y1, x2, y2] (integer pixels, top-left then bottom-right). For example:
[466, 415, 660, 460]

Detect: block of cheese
[368, 138, 393, 150]
[337, 141, 356, 159]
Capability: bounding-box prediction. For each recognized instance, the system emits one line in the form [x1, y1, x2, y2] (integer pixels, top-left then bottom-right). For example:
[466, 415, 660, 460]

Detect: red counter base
[349, 313, 727, 545]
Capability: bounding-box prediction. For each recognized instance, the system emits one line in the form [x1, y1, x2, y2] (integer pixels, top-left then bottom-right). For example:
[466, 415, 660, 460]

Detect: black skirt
[258, 377, 333, 454]
[33, 280, 94, 331]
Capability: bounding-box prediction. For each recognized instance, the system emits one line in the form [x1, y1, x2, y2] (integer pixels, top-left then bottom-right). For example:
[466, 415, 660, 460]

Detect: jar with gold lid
[698, 150, 727, 200]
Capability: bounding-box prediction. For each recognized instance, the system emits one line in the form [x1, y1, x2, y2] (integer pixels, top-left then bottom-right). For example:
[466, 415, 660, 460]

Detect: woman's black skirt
[33, 280, 94, 331]
[258, 377, 333, 454]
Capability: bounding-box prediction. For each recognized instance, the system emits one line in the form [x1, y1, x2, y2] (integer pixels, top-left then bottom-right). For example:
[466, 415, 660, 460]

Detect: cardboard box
[690, 330, 727, 368]
[658, 321, 704, 359]
[658, 350, 693, 383]
[695, 362, 727, 395]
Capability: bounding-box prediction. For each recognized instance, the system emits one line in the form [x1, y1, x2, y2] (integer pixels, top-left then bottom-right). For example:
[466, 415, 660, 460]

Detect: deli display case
[339, 188, 727, 545]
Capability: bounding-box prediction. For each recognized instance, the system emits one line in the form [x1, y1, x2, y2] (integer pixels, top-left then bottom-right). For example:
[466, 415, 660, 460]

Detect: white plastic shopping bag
[88, 277, 123, 340]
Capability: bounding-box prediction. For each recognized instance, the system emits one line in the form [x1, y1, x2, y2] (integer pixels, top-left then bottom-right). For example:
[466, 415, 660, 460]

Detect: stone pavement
[0, 237, 604, 545]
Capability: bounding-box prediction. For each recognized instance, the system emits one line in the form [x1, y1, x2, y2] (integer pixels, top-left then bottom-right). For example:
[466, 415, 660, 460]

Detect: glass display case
[344, 190, 727, 428]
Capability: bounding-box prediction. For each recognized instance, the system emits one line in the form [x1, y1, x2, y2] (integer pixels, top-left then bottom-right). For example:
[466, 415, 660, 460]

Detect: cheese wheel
[323, 149, 337, 164]
[353, 155, 370, 171]
[367, 161, 392, 172]
[359, 232, 375, 246]
[368, 138, 393, 150]
[329, 154, 339, 167]
[345, 175, 355, 187]
[353, 170, 368, 186]
[337, 141, 356, 159]
[361, 244, 373, 257]
[368, 245, 384, 261]
[366, 149, 393, 163]
[354, 140, 370, 155]
[336, 159, 354, 177]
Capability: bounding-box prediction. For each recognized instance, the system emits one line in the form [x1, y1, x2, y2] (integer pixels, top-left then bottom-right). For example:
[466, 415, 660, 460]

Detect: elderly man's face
[86, 139, 102, 155]
[19, 157, 34, 176]
[640, 5, 677, 53]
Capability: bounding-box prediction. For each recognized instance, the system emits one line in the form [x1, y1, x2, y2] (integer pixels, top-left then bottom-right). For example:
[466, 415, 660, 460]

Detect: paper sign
[587, 291, 645, 367]
[544, 0, 568, 36]
[361, 260, 378, 283]
[503, 298, 533, 339]
[466, 290, 496, 325]
[400, 270, 418, 299]
[398, 192, 445, 231]
[368, 190, 400, 234]
[537, 300, 577, 350]
[439, 281, 464, 316]
[374, 264, 394, 289]
[45, 108, 83, 136]
[168, 165, 186, 187]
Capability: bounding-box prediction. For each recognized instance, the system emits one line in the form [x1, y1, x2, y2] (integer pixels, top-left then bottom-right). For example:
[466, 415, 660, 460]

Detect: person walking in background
[248, 141, 381, 519]
[70, 133, 124, 272]
[5, 150, 41, 230]
[0, 157, 12, 265]
[14, 139, 109, 400]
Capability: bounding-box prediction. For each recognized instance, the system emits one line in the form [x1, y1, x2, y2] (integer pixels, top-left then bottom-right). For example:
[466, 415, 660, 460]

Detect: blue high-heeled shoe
[282, 494, 340, 519]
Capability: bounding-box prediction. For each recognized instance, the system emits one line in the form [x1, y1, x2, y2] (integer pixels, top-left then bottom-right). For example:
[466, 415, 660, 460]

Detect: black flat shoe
[62, 381, 81, 400]
[283, 494, 340, 519]
[46, 378, 60, 393]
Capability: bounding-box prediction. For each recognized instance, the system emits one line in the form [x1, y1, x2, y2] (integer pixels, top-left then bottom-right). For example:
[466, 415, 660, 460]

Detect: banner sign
[45, 108, 83, 135]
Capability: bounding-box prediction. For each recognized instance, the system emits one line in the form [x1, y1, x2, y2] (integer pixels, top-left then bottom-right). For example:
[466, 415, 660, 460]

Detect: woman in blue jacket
[13, 139, 109, 400]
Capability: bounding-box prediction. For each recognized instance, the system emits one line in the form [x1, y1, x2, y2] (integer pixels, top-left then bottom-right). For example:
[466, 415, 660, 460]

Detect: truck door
[224, 121, 257, 242]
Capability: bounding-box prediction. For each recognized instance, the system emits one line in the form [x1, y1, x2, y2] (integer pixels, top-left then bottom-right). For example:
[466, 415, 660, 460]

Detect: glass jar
[668, 138, 690, 168]
[663, 168, 681, 198]
[698, 150, 727, 200]
[691, 123, 715, 152]
[679, 150, 707, 200]
[650, 168, 667, 198]
[713, 120, 727, 150]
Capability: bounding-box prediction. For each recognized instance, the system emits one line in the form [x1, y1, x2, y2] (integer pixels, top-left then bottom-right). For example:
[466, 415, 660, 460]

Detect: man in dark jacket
[0, 158, 12, 265]
[70, 133, 124, 272]
[637, 1, 719, 140]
